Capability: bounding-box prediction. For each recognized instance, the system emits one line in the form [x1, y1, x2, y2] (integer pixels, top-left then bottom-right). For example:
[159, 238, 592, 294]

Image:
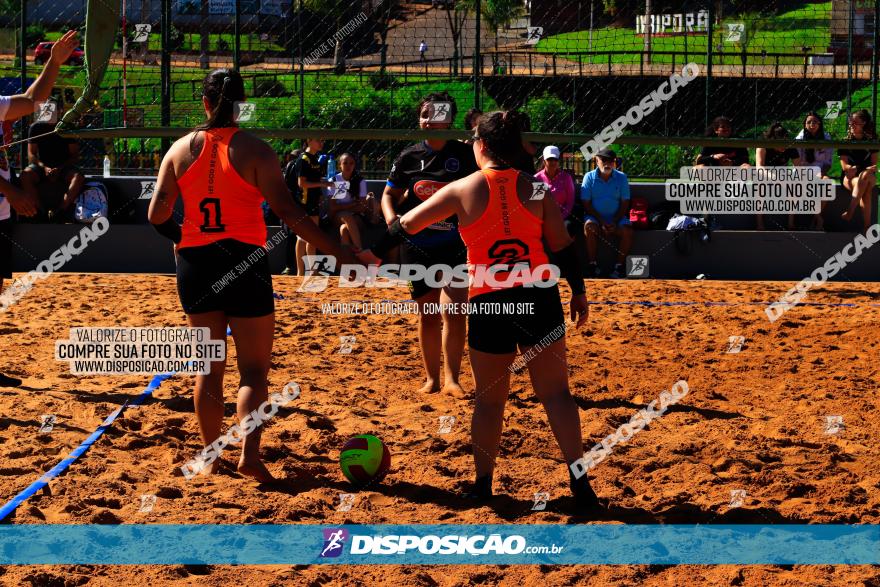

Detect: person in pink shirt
[535, 146, 577, 231]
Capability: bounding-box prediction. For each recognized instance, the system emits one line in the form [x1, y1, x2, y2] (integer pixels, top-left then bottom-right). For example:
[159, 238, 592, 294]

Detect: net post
[872, 0, 879, 122]
[705, 0, 714, 130]
[473, 2, 481, 111]
[847, 0, 854, 119]
[18, 0, 26, 167]
[233, 0, 241, 70]
[161, 0, 171, 154]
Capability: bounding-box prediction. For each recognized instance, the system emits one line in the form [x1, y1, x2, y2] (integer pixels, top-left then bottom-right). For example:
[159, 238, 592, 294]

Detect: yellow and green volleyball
[339, 434, 391, 485]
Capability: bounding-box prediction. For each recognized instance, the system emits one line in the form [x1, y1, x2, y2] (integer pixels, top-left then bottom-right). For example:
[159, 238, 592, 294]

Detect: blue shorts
[584, 214, 631, 227]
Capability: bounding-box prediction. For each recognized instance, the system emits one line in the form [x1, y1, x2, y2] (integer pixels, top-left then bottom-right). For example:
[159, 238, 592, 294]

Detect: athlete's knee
[419, 309, 442, 326]
[474, 392, 508, 411]
[237, 365, 270, 388]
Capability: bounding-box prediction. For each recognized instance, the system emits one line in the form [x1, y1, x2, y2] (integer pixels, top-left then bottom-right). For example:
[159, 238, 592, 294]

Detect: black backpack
[283, 149, 304, 198]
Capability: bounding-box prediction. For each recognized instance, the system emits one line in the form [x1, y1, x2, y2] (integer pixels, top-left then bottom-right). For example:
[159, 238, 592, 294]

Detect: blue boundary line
[0, 371, 178, 522]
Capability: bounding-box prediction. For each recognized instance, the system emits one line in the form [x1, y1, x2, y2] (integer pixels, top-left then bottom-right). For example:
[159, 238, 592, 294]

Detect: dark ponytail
[193, 68, 246, 133]
[475, 110, 525, 166]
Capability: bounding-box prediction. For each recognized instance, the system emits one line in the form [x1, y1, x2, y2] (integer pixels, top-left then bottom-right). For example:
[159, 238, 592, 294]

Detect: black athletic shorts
[468, 284, 565, 354]
[401, 236, 467, 300]
[0, 218, 11, 279]
[176, 239, 274, 317]
[301, 190, 321, 217]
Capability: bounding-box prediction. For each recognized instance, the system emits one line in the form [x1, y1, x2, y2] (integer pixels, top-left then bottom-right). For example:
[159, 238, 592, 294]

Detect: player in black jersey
[381, 92, 478, 396]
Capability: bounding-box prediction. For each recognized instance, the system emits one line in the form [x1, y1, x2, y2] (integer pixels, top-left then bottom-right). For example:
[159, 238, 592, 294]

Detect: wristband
[555, 241, 585, 296]
[371, 218, 409, 259]
[152, 217, 182, 244]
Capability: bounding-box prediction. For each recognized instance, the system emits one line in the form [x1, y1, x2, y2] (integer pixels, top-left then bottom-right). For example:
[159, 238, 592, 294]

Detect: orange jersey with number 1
[177, 127, 266, 250]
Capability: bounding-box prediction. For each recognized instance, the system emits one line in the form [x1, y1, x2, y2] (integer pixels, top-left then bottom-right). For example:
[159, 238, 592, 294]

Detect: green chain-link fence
[3, 0, 878, 178]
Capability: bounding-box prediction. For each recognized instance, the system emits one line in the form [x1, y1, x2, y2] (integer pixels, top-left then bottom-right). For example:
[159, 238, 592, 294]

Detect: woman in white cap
[535, 146, 578, 233]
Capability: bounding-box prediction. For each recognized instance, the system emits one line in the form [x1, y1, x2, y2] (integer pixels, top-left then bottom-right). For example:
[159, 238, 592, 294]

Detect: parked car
[34, 42, 84, 66]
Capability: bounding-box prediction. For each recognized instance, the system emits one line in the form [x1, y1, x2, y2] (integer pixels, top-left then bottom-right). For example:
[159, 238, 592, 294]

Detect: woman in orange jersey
[149, 69, 358, 483]
[360, 111, 599, 511]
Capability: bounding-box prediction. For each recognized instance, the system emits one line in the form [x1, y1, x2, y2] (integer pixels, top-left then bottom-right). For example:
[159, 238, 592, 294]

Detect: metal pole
[872, 0, 879, 122]
[298, 0, 304, 128]
[705, 0, 714, 129]
[18, 0, 26, 166]
[644, 0, 652, 65]
[847, 0, 854, 119]
[589, 0, 593, 64]
[161, 0, 170, 153]
[122, 0, 127, 127]
[474, 3, 481, 110]
[233, 0, 241, 70]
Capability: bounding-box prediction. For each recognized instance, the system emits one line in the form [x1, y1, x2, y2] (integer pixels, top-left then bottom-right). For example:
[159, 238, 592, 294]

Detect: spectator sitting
[839, 109, 878, 233]
[535, 145, 578, 234]
[756, 122, 800, 231]
[581, 148, 633, 278]
[795, 112, 833, 230]
[21, 104, 84, 222]
[329, 152, 378, 250]
[695, 116, 750, 167]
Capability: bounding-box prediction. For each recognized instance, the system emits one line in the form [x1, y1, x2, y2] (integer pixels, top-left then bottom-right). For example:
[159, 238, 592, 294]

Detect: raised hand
[50, 30, 79, 66]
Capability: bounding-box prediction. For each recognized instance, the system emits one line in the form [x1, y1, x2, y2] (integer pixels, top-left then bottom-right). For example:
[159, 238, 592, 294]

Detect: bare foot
[194, 458, 223, 476]
[418, 379, 441, 394]
[442, 380, 467, 399]
[238, 458, 276, 483]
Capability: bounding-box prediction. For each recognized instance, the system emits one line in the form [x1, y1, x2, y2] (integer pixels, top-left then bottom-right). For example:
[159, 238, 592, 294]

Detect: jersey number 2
[199, 198, 226, 233]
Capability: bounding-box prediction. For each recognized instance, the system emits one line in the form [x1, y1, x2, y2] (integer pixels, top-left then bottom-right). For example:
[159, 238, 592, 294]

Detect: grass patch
[536, 2, 833, 66]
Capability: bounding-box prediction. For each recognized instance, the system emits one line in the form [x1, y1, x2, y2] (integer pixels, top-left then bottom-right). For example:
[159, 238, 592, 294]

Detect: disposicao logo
[320, 528, 349, 558]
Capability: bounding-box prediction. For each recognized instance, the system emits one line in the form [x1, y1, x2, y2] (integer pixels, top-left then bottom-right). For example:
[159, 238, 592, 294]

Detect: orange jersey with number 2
[177, 127, 266, 250]
[459, 168, 550, 299]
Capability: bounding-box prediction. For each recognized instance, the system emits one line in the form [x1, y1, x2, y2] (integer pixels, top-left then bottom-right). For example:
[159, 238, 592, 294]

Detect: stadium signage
[636, 10, 709, 35]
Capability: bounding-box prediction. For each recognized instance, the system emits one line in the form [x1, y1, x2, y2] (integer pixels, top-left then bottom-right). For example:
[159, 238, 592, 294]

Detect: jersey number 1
[199, 197, 226, 233]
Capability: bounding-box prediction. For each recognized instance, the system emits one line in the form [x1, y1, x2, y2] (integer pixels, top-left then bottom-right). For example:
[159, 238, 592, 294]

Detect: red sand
[0, 274, 878, 586]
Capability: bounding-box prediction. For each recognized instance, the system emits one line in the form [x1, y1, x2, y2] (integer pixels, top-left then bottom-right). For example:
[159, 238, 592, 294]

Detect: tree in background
[445, 0, 476, 76]
[481, 0, 526, 63]
[372, 0, 401, 75]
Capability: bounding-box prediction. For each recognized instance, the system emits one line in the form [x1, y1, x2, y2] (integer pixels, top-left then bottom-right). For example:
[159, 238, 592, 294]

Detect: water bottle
[103, 155, 111, 178]
[326, 154, 336, 180]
